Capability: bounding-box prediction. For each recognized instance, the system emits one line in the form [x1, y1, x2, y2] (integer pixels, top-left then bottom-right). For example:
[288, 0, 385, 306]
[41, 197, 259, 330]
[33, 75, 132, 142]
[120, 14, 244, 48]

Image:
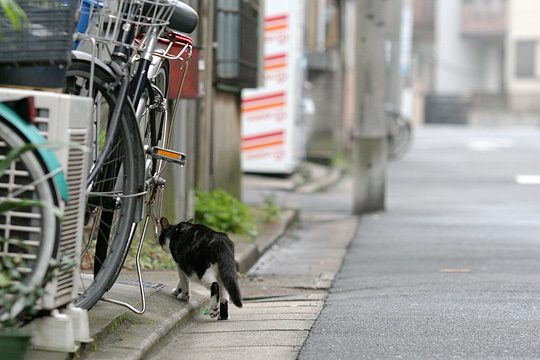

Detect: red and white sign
[241, 0, 306, 174]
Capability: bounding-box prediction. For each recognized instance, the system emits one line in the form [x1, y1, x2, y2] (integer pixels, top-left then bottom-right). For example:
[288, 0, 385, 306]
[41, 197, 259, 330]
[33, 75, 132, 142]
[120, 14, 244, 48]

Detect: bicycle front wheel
[65, 60, 142, 309]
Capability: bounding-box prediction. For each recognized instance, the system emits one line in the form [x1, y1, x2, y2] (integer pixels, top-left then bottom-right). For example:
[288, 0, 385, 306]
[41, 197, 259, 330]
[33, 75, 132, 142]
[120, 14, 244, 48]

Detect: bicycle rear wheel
[65, 60, 142, 309]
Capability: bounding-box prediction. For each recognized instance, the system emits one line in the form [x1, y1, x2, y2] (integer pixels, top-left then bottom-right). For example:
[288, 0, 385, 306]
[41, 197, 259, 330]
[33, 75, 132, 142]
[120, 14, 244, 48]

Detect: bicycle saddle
[168, 1, 199, 34]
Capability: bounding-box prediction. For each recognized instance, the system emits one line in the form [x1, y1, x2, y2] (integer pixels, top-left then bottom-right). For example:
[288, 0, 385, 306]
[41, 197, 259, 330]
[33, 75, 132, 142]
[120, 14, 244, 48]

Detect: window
[515, 41, 536, 79]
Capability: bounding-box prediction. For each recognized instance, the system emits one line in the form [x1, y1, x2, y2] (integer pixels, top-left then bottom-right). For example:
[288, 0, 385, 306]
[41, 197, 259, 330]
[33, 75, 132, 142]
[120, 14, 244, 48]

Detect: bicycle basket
[77, 0, 176, 52]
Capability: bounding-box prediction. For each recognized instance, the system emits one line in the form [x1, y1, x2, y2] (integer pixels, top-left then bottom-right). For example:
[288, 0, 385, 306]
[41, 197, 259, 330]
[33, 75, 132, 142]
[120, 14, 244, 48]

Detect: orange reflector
[156, 149, 182, 159]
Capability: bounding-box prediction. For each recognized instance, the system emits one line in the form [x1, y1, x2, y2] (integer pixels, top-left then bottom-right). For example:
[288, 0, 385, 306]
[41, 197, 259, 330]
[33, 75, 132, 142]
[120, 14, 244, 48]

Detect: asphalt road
[299, 126, 540, 359]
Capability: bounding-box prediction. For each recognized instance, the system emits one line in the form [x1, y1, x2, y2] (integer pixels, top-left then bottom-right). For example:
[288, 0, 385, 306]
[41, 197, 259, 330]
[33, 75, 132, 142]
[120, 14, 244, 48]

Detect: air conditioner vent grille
[0, 89, 91, 311]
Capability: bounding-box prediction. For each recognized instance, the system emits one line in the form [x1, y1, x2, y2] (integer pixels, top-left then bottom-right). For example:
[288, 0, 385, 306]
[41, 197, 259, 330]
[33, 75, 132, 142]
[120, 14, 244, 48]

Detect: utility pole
[351, 0, 389, 214]
[196, 0, 215, 192]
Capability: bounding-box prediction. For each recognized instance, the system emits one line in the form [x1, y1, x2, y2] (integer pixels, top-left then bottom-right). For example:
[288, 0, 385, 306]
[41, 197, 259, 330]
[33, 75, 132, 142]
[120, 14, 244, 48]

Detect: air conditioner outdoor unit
[0, 88, 91, 310]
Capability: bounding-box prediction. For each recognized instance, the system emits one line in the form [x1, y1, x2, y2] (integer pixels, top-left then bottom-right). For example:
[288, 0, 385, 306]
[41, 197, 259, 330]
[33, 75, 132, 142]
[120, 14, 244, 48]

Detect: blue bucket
[72, 0, 103, 49]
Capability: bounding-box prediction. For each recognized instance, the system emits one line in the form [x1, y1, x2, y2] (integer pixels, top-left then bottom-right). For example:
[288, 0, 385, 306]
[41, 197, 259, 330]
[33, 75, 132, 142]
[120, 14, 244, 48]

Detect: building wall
[162, 100, 197, 222]
[212, 91, 242, 198]
[412, 0, 435, 125]
[305, 0, 345, 161]
[306, 63, 343, 160]
[481, 41, 504, 93]
[435, 0, 485, 95]
[506, 0, 540, 110]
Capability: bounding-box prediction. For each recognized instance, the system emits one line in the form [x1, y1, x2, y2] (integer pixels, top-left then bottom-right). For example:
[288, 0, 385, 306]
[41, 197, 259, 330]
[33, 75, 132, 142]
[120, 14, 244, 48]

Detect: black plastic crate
[0, 0, 77, 87]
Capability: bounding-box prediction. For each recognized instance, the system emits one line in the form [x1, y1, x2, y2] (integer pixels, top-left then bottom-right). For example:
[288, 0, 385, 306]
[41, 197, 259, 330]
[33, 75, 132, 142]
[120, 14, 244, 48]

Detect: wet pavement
[299, 126, 540, 359]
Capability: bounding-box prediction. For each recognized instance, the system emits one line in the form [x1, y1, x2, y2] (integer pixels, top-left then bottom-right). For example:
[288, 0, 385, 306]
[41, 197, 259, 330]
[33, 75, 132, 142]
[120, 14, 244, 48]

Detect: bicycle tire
[64, 60, 142, 309]
[388, 115, 413, 160]
[0, 119, 60, 323]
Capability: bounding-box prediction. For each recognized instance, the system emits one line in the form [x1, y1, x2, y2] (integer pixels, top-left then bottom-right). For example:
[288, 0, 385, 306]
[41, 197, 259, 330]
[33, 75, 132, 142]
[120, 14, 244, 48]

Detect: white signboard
[241, 0, 305, 174]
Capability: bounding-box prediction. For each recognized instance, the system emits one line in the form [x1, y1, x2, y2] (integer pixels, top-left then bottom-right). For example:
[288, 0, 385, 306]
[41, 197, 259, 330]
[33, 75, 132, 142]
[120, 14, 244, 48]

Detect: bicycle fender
[71, 50, 116, 79]
[0, 103, 69, 202]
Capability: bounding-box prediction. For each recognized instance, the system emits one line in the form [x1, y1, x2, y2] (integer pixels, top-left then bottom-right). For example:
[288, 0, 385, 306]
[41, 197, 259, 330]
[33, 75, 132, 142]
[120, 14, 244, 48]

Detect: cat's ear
[160, 217, 170, 230]
[186, 218, 194, 224]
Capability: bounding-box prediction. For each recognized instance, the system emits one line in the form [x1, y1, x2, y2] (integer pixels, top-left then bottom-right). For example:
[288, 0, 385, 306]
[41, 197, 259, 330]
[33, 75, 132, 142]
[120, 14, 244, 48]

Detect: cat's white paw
[171, 288, 181, 296]
[177, 292, 190, 302]
[208, 304, 220, 318]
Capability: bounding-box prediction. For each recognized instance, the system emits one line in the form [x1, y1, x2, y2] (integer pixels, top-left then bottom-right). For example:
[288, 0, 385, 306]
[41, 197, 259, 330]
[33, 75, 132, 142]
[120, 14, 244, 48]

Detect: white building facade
[418, 0, 540, 125]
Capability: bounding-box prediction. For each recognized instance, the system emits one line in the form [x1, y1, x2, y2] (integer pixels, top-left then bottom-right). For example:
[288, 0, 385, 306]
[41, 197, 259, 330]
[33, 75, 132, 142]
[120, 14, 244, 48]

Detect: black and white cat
[159, 217, 242, 320]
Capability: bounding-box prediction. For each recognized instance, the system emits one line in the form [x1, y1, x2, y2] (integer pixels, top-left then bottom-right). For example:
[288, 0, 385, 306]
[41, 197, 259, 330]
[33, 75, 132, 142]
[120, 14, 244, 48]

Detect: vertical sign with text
[241, 0, 305, 174]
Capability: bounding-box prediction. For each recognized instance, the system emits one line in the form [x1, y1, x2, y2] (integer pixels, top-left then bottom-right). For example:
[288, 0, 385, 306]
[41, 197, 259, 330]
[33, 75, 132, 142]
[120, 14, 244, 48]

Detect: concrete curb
[235, 208, 299, 273]
[296, 166, 344, 194]
[128, 293, 209, 360]
[75, 290, 209, 360]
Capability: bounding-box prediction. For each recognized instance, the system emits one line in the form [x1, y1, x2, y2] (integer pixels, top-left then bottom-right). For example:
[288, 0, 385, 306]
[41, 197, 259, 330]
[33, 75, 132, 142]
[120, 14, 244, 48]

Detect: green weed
[261, 194, 282, 223]
[195, 188, 257, 237]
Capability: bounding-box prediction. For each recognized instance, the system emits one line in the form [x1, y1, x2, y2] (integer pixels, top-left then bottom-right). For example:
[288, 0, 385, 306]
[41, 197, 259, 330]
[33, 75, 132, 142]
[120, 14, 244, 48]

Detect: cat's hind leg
[172, 265, 190, 301]
[209, 282, 220, 318]
[218, 283, 229, 320]
[200, 265, 220, 318]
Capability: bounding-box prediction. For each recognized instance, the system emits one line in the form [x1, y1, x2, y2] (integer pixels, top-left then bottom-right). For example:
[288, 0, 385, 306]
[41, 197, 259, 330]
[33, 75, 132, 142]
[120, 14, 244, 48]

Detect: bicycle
[64, 0, 198, 311]
[385, 104, 413, 160]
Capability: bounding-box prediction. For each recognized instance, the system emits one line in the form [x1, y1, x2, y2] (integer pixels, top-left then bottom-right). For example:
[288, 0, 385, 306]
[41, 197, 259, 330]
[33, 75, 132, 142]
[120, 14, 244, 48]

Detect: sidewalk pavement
[26, 162, 341, 360]
[242, 161, 343, 194]
[147, 209, 358, 360]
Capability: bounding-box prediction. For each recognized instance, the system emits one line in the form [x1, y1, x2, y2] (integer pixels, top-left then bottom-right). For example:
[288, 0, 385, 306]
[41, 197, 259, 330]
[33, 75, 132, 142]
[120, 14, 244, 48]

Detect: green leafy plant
[195, 188, 257, 236]
[0, 0, 28, 31]
[125, 240, 176, 270]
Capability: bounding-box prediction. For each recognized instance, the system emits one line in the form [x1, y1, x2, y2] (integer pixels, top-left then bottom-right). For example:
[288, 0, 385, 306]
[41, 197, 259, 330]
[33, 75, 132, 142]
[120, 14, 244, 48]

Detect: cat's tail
[217, 249, 243, 307]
